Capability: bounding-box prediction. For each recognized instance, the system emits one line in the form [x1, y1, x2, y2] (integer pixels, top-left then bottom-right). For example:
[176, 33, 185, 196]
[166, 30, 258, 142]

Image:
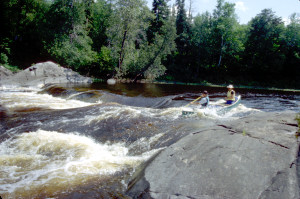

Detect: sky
[146, 0, 300, 24]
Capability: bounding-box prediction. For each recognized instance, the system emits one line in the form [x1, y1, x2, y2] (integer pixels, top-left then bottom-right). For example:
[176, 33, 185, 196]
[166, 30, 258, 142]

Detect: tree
[106, 0, 152, 78]
[191, 12, 214, 73]
[107, 0, 176, 80]
[0, 0, 50, 68]
[187, 0, 194, 23]
[85, 0, 113, 77]
[175, 0, 191, 54]
[134, 11, 176, 81]
[244, 9, 285, 81]
[147, 0, 170, 43]
[45, 0, 97, 70]
[211, 0, 241, 69]
[166, 0, 194, 81]
[135, 0, 176, 81]
[89, 0, 111, 52]
[281, 13, 300, 86]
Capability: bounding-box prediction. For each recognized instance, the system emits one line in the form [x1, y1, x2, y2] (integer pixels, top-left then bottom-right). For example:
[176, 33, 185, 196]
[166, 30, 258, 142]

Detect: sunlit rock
[127, 111, 300, 199]
[0, 61, 92, 87]
[107, 78, 116, 85]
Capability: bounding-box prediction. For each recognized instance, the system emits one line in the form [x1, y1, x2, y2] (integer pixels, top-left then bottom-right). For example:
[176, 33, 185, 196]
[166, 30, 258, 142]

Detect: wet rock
[128, 111, 299, 199]
[0, 65, 14, 80]
[0, 61, 92, 87]
[0, 105, 9, 137]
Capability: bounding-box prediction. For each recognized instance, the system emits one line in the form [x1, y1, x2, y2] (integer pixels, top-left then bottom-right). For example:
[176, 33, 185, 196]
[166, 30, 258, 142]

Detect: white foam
[0, 89, 92, 111]
[85, 106, 142, 124]
[0, 130, 158, 194]
[0, 85, 41, 92]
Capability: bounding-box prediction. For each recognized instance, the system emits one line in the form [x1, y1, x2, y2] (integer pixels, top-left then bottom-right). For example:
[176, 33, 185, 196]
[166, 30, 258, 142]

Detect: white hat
[227, 85, 234, 89]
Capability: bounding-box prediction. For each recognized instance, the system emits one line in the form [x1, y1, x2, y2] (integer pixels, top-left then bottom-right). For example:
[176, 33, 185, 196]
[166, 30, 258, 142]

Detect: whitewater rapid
[0, 129, 162, 197]
[1, 84, 287, 198]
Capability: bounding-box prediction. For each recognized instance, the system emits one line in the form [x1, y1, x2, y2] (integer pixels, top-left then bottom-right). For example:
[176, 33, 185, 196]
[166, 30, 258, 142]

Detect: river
[0, 83, 299, 198]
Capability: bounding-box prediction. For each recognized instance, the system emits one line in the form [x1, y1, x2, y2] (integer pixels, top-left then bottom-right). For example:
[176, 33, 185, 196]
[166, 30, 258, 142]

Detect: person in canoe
[225, 85, 235, 104]
[197, 90, 209, 107]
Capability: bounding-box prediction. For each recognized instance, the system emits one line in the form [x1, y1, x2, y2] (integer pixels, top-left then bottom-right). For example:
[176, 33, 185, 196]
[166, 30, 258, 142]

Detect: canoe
[182, 104, 207, 116]
[182, 107, 198, 116]
[181, 95, 241, 116]
[216, 95, 241, 114]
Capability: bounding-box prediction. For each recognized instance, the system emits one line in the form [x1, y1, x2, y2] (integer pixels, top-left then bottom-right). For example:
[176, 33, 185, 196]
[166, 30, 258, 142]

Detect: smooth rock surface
[0, 65, 14, 80]
[0, 61, 92, 86]
[128, 111, 299, 199]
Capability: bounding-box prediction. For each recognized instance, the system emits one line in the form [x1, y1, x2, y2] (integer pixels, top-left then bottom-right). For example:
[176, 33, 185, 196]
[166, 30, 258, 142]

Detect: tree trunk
[119, 30, 128, 72]
[218, 35, 223, 67]
[188, 0, 193, 22]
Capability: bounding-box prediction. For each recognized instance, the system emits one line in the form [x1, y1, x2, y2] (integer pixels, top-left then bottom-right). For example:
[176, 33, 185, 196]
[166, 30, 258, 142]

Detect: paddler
[225, 85, 235, 104]
[197, 90, 209, 107]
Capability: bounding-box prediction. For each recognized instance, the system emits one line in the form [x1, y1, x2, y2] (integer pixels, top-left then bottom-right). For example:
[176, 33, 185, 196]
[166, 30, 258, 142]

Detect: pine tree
[147, 0, 170, 43]
[175, 0, 191, 54]
[167, 0, 194, 81]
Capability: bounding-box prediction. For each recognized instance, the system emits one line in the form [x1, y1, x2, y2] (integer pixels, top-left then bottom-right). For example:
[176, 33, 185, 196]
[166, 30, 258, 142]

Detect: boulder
[0, 65, 14, 80]
[0, 61, 92, 87]
[107, 78, 116, 85]
[127, 111, 299, 199]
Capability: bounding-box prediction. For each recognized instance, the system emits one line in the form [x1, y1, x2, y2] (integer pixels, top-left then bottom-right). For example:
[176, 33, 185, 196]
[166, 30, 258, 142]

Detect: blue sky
[146, 0, 300, 24]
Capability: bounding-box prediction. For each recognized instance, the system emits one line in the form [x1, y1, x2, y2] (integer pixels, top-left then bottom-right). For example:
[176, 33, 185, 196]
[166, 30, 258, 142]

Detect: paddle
[184, 96, 203, 107]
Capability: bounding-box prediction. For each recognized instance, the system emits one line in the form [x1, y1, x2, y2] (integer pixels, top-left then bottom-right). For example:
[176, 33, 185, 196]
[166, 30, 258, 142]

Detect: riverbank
[1, 62, 300, 92]
[92, 77, 300, 93]
[153, 80, 300, 93]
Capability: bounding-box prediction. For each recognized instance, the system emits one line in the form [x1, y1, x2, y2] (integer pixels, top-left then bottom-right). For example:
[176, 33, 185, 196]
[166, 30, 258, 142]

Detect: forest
[0, 0, 299, 88]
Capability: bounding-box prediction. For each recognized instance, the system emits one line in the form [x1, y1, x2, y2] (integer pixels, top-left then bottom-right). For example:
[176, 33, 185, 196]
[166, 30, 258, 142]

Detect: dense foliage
[0, 0, 299, 88]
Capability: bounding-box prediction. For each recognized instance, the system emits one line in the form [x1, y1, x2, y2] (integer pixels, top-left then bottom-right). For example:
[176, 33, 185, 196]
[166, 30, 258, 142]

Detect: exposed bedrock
[128, 111, 300, 199]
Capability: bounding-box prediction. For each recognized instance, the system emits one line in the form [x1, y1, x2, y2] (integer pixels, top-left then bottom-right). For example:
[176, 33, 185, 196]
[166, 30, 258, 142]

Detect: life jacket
[202, 96, 209, 107]
[227, 90, 235, 101]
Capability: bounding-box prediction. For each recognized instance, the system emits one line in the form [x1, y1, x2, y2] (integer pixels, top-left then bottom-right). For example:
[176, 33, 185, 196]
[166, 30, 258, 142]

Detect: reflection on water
[0, 83, 299, 198]
[92, 83, 164, 97]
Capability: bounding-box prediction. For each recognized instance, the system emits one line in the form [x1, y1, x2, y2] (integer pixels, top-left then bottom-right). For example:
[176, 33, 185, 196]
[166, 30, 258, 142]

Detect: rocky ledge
[0, 65, 14, 80]
[127, 111, 300, 199]
[0, 61, 92, 87]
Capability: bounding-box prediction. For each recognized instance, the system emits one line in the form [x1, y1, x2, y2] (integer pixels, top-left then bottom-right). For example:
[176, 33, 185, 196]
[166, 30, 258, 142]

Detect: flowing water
[0, 83, 299, 198]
